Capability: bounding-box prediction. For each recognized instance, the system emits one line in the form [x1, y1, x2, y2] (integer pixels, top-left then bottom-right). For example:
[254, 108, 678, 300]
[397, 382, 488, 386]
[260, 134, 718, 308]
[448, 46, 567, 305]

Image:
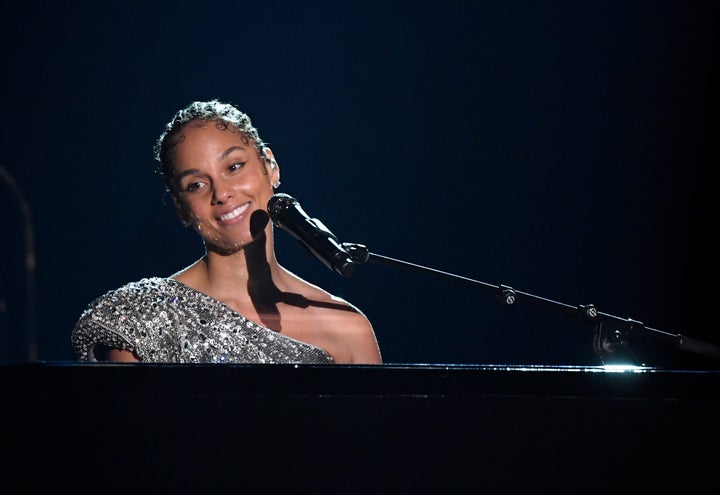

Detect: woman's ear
[266, 148, 281, 188]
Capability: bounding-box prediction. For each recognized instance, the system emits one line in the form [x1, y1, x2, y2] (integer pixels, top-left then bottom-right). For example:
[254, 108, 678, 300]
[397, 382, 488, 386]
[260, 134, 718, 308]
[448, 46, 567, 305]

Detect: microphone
[267, 193, 356, 276]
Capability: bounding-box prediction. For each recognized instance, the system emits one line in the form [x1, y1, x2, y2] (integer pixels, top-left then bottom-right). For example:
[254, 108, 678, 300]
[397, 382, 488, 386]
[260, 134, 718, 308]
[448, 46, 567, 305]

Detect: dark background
[1, 1, 717, 368]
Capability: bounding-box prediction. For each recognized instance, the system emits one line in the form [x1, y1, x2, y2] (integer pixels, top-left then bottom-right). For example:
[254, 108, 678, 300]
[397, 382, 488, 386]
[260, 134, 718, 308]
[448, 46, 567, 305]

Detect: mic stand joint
[343, 243, 369, 264]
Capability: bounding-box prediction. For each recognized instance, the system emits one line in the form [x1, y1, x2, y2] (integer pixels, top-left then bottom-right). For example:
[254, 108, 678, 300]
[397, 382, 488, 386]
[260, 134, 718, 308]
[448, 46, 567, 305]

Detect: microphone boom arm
[341, 242, 720, 364]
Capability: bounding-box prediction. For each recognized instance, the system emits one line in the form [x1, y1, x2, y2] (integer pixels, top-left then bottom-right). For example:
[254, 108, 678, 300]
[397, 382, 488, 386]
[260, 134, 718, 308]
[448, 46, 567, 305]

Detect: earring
[272, 180, 281, 189]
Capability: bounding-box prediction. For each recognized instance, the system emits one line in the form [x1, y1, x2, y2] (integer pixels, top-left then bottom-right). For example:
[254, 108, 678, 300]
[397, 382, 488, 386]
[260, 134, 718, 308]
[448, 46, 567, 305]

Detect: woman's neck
[193, 231, 283, 295]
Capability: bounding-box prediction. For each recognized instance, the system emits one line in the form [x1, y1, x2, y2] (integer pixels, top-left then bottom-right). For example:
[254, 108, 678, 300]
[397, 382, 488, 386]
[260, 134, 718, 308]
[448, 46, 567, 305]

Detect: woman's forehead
[175, 124, 254, 155]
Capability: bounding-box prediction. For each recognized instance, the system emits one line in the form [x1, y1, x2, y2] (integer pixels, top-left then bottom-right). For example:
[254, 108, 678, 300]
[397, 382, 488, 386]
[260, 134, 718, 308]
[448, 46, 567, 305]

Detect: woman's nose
[211, 180, 233, 204]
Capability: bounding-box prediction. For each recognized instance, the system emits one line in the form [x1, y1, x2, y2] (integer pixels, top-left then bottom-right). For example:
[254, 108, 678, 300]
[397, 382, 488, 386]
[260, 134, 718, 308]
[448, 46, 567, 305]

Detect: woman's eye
[185, 181, 204, 193]
[228, 162, 245, 173]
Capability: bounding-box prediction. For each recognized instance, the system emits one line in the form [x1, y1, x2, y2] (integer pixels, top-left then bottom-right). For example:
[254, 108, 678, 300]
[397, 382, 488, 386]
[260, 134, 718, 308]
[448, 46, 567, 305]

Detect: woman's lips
[218, 203, 250, 222]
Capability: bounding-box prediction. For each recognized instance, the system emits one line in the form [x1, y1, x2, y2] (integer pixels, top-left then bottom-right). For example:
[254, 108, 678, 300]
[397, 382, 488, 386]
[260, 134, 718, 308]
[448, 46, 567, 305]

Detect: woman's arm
[337, 312, 383, 364]
[106, 348, 141, 362]
[94, 344, 141, 362]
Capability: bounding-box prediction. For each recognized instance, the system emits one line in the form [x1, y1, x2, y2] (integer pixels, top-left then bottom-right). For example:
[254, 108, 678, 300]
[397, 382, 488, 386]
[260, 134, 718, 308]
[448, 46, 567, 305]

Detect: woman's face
[170, 121, 279, 253]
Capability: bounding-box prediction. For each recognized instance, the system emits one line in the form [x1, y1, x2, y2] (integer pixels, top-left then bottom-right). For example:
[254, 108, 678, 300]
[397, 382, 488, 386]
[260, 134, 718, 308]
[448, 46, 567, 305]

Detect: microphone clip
[342, 243, 370, 264]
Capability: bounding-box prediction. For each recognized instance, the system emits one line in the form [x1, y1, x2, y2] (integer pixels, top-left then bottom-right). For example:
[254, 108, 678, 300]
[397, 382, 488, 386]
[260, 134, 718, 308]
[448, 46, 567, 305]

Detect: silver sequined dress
[71, 277, 335, 364]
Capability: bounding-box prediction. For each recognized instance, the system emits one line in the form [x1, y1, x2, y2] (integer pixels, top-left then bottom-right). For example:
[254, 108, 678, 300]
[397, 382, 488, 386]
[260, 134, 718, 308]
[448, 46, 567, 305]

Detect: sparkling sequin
[71, 277, 334, 364]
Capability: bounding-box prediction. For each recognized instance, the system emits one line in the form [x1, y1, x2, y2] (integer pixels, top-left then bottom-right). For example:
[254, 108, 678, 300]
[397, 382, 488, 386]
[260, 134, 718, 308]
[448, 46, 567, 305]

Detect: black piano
[3, 362, 718, 493]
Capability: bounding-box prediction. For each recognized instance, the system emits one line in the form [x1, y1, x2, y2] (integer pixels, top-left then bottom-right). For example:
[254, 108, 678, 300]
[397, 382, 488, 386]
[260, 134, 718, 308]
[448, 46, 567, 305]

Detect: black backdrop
[1, 1, 717, 367]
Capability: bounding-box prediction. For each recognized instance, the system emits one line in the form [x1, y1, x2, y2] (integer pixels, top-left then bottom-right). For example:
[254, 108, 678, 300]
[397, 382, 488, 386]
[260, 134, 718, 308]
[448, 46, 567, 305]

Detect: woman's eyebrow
[175, 146, 248, 180]
[176, 168, 200, 180]
[220, 145, 246, 160]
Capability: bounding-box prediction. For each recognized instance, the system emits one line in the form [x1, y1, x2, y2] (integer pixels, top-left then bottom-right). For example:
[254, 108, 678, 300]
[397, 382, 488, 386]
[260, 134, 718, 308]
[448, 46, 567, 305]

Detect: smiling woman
[70, 100, 382, 365]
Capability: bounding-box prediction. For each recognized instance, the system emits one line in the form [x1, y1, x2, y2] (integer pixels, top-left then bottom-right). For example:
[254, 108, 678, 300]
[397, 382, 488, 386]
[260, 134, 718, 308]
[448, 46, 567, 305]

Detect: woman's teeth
[219, 203, 249, 221]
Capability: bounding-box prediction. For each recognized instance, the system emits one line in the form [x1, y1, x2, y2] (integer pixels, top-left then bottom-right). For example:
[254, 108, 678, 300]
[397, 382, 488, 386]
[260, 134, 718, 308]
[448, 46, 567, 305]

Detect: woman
[71, 100, 382, 364]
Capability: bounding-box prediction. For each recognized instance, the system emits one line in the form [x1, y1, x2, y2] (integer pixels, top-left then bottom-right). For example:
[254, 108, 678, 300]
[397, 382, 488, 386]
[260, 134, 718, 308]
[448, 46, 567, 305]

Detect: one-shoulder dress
[71, 277, 334, 364]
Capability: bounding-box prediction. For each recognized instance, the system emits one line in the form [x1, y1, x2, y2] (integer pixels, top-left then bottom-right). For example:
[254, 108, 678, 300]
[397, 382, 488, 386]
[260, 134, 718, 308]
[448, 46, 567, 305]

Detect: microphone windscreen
[267, 193, 296, 226]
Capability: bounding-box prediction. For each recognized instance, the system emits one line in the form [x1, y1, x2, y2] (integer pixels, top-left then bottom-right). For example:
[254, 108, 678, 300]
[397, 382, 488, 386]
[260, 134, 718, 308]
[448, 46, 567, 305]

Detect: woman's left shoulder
[324, 296, 382, 364]
[316, 294, 376, 347]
